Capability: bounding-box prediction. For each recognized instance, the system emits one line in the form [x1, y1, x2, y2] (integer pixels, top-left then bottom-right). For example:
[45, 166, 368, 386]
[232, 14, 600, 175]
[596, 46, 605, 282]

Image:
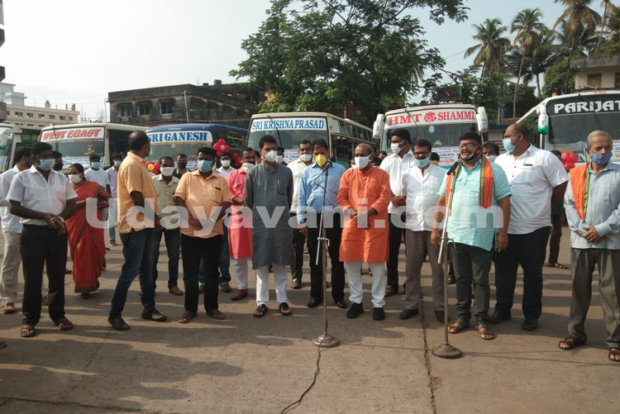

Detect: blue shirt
[438, 159, 511, 251]
[297, 162, 346, 224]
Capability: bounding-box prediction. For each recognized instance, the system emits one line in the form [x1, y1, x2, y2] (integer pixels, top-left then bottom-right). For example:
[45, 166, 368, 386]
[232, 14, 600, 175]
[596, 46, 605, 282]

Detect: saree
[67, 181, 106, 293]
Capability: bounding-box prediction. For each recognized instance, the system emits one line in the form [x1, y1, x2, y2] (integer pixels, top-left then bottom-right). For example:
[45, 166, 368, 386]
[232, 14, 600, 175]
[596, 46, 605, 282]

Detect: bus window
[108, 129, 130, 164]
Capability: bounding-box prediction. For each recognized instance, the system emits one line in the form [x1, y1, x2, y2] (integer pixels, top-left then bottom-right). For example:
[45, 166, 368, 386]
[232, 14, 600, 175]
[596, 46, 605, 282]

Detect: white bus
[518, 90, 620, 163]
[373, 104, 488, 168]
[247, 112, 376, 167]
[0, 124, 21, 172]
[39, 123, 147, 170]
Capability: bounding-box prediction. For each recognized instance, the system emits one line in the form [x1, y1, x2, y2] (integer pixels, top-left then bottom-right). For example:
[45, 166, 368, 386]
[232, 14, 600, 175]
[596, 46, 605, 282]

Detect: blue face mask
[591, 152, 612, 165]
[197, 160, 212, 172]
[38, 159, 55, 171]
[502, 138, 516, 153]
[414, 157, 430, 168]
[114, 160, 122, 167]
[91, 162, 101, 169]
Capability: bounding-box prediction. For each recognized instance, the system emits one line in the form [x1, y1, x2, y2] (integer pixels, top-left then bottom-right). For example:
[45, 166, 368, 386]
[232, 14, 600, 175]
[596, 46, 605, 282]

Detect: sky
[1, 0, 606, 121]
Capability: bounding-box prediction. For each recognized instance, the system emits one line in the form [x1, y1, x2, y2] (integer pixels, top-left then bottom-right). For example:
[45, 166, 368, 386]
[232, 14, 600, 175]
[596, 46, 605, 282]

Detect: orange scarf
[445, 156, 493, 212]
[569, 164, 589, 221]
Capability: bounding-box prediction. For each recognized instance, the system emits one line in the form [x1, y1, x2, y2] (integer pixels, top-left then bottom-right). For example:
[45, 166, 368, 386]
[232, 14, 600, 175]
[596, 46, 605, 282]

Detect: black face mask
[53, 162, 63, 171]
[177, 162, 187, 169]
[459, 148, 480, 163]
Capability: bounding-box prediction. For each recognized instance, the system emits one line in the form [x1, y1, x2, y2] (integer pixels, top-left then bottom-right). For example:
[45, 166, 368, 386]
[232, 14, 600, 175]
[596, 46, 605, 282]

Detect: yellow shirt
[117, 152, 159, 234]
[174, 170, 231, 239]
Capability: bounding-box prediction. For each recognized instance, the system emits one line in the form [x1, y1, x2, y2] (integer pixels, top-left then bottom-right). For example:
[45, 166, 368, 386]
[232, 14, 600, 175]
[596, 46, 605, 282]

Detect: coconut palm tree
[464, 18, 511, 80]
[596, 0, 618, 53]
[511, 8, 545, 117]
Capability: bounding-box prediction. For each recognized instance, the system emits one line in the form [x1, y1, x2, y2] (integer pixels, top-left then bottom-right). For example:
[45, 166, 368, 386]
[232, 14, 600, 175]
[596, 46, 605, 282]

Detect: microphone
[446, 161, 460, 176]
[325, 161, 332, 169]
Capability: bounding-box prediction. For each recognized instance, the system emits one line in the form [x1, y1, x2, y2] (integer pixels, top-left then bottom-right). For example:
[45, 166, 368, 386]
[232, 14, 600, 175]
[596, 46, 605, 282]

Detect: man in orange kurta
[338, 143, 391, 321]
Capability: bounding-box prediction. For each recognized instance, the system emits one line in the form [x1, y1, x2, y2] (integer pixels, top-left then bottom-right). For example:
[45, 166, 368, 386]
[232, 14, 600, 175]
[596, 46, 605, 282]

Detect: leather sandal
[476, 324, 495, 340]
[448, 319, 470, 334]
[55, 318, 74, 331]
[559, 336, 586, 350]
[178, 311, 197, 324]
[207, 309, 227, 320]
[253, 304, 268, 318]
[20, 324, 35, 338]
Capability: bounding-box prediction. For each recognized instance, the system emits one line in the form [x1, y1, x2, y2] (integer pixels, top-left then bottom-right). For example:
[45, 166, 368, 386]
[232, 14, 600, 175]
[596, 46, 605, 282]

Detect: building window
[26, 113, 34, 118]
[49, 115, 56, 120]
[587, 73, 602, 89]
[39, 125, 45, 127]
[137, 102, 152, 116]
[60, 116, 66, 121]
[6, 111, 9, 116]
[118, 104, 132, 117]
[27, 124, 34, 127]
[160, 100, 174, 114]
[38, 113, 45, 119]
[14, 111, 23, 117]
[69, 116, 74, 121]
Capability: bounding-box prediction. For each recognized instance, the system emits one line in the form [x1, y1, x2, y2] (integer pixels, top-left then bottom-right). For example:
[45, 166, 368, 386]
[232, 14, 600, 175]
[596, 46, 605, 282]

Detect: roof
[146, 123, 247, 134]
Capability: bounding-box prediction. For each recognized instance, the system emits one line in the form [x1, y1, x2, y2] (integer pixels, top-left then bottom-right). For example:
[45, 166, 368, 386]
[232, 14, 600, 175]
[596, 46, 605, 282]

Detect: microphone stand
[432, 165, 462, 359]
[312, 163, 339, 348]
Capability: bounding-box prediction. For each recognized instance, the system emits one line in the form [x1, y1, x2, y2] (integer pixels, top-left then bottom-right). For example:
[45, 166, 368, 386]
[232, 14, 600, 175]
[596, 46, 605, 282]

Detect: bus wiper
[266, 115, 284, 148]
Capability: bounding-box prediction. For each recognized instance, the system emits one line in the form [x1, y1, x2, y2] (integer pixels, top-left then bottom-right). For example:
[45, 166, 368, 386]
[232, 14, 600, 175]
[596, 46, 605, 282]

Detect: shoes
[105, 247, 111, 251]
[346, 303, 364, 319]
[169, 286, 184, 296]
[435, 309, 445, 323]
[141, 309, 168, 322]
[41, 296, 49, 306]
[64, 268, 72, 274]
[335, 298, 348, 309]
[231, 289, 248, 301]
[109, 240, 117, 247]
[399, 308, 419, 320]
[3, 303, 16, 314]
[385, 285, 397, 297]
[207, 309, 227, 320]
[522, 318, 538, 331]
[199, 284, 205, 294]
[108, 316, 130, 331]
[447, 276, 456, 285]
[373, 307, 386, 321]
[220, 283, 232, 293]
[307, 297, 323, 308]
[292, 278, 302, 289]
[489, 311, 511, 324]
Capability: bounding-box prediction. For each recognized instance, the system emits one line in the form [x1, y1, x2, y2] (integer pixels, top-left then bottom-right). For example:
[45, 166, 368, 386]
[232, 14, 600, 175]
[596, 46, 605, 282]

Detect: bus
[39, 123, 146, 170]
[372, 104, 488, 168]
[518, 90, 620, 163]
[247, 112, 376, 167]
[145, 123, 247, 170]
[0, 124, 44, 172]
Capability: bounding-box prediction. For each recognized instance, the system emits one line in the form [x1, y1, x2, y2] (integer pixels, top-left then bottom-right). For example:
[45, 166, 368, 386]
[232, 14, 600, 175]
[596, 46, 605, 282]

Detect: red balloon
[232, 153, 239, 159]
[218, 139, 226, 145]
[234, 160, 242, 168]
[562, 151, 578, 171]
[224, 145, 230, 152]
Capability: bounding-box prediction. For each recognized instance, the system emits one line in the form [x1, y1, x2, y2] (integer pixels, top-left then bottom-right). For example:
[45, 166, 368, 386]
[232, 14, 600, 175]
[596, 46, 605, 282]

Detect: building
[108, 81, 264, 129]
[0, 83, 80, 128]
[570, 55, 620, 91]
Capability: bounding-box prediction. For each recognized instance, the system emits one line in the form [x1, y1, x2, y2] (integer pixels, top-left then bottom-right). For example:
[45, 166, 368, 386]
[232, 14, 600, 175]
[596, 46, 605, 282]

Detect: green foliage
[543, 60, 574, 96]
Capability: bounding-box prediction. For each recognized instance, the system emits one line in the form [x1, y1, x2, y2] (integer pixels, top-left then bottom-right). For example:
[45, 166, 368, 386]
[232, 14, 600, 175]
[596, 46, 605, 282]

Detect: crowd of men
[0, 126, 618, 362]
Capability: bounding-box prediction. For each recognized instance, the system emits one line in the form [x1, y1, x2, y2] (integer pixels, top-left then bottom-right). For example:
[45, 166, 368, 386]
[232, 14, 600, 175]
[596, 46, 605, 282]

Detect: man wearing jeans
[107, 153, 123, 247]
[108, 131, 167, 330]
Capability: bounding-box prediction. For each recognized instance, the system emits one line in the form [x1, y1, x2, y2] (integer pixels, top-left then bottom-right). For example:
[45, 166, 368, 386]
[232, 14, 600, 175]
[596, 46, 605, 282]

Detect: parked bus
[0, 124, 45, 172]
[372, 104, 488, 168]
[247, 112, 375, 166]
[146, 123, 247, 170]
[518, 90, 620, 163]
[39, 123, 146, 170]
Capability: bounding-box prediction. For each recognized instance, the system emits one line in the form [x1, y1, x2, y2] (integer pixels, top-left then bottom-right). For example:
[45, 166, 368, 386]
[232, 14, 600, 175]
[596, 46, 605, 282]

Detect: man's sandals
[253, 303, 292, 317]
[448, 319, 495, 340]
[21, 318, 74, 337]
[178, 311, 197, 324]
[558, 336, 587, 350]
[253, 304, 268, 318]
[609, 348, 620, 362]
[20, 324, 35, 338]
[548, 262, 568, 270]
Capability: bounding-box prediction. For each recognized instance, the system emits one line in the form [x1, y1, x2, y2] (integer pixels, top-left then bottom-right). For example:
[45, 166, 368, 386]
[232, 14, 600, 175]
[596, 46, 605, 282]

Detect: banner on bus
[386, 109, 476, 127]
[251, 118, 327, 131]
[40, 127, 104, 142]
[614, 140, 620, 162]
[147, 131, 213, 144]
[434, 146, 460, 165]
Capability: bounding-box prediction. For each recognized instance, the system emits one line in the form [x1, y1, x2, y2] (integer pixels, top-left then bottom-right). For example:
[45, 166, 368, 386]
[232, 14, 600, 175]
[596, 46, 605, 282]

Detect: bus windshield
[55, 139, 104, 166]
[547, 112, 620, 159]
[247, 129, 329, 161]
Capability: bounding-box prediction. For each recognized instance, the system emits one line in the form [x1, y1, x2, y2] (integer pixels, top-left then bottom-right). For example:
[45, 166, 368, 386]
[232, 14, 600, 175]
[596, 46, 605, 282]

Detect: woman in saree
[66, 163, 109, 297]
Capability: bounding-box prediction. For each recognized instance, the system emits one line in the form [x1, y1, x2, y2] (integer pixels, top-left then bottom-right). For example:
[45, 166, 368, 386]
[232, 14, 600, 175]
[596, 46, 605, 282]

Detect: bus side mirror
[476, 107, 488, 133]
[373, 114, 384, 140]
[537, 107, 549, 134]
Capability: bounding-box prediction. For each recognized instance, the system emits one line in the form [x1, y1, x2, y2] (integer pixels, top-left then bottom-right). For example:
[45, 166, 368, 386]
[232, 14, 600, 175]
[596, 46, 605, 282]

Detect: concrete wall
[5, 104, 79, 128]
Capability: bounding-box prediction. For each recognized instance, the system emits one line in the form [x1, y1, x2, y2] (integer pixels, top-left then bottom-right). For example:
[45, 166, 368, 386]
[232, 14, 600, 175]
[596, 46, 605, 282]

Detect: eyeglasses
[413, 151, 430, 157]
[458, 143, 478, 149]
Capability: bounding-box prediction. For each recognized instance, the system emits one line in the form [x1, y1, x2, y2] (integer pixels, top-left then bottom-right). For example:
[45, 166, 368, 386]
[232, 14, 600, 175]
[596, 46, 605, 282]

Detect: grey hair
[586, 130, 612, 148]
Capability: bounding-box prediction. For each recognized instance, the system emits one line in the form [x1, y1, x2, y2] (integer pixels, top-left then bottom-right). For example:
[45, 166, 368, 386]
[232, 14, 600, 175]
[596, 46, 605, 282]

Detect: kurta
[226, 169, 252, 259]
[245, 162, 294, 269]
[338, 167, 391, 263]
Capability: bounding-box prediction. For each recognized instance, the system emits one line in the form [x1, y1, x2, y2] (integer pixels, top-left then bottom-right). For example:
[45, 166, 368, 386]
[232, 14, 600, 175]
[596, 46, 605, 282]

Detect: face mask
[276, 155, 284, 164]
[53, 162, 63, 171]
[221, 159, 231, 168]
[503, 138, 516, 153]
[91, 162, 101, 169]
[242, 162, 256, 173]
[591, 152, 612, 165]
[197, 160, 213, 172]
[177, 162, 187, 169]
[315, 154, 328, 168]
[300, 153, 312, 162]
[391, 143, 403, 155]
[264, 150, 277, 163]
[487, 155, 497, 163]
[355, 156, 370, 169]
[69, 174, 82, 184]
[459, 148, 479, 163]
[161, 167, 174, 176]
[114, 160, 122, 167]
[38, 159, 55, 171]
[414, 157, 430, 168]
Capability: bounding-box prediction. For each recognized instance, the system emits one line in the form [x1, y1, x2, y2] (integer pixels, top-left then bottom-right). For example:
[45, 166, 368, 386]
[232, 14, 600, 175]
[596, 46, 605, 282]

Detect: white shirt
[402, 164, 445, 231]
[495, 145, 568, 234]
[7, 166, 77, 226]
[216, 166, 236, 179]
[380, 150, 415, 214]
[0, 166, 24, 233]
[107, 167, 119, 198]
[288, 159, 310, 213]
[85, 168, 110, 188]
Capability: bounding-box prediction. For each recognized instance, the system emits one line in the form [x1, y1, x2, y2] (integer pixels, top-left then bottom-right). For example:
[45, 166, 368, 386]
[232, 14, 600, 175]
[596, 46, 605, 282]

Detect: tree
[543, 59, 575, 97]
[464, 18, 511, 80]
[595, 0, 618, 54]
[511, 8, 545, 118]
[231, 0, 468, 125]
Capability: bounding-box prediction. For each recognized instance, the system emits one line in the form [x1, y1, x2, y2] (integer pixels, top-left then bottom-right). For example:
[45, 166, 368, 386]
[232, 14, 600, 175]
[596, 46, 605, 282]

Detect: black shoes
[399, 308, 419, 320]
[489, 311, 511, 324]
[108, 316, 130, 331]
[435, 310, 445, 323]
[141, 309, 168, 322]
[373, 307, 385, 321]
[346, 303, 364, 319]
[522, 318, 538, 331]
[292, 278, 302, 289]
[335, 298, 348, 309]
[307, 297, 323, 308]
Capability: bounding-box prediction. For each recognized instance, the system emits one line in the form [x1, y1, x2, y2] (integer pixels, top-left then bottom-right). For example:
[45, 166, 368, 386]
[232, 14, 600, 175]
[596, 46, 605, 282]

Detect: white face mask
[242, 162, 256, 173]
[276, 155, 284, 163]
[69, 174, 82, 184]
[264, 150, 277, 163]
[300, 153, 312, 162]
[391, 143, 403, 155]
[355, 156, 370, 169]
[161, 167, 174, 177]
[486, 155, 497, 163]
[221, 159, 231, 168]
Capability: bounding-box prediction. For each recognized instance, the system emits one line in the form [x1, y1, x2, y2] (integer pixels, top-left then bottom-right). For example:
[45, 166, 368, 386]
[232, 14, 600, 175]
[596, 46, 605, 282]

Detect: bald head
[355, 143, 374, 157]
[510, 123, 529, 141]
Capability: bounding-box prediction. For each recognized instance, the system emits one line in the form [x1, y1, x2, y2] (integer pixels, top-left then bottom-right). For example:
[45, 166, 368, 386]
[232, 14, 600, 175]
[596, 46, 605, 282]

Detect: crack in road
[419, 294, 439, 414]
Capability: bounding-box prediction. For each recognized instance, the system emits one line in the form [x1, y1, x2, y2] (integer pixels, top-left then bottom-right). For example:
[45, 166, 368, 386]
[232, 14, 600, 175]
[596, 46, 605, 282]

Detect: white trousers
[0, 232, 21, 304]
[255, 264, 288, 306]
[234, 258, 250, 290]
[345, 260, 386, 308]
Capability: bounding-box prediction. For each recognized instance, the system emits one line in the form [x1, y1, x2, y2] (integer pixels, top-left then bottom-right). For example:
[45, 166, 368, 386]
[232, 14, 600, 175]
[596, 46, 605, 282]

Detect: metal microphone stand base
[313, 333, 340, 348]
[432, 343, 462, 359]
